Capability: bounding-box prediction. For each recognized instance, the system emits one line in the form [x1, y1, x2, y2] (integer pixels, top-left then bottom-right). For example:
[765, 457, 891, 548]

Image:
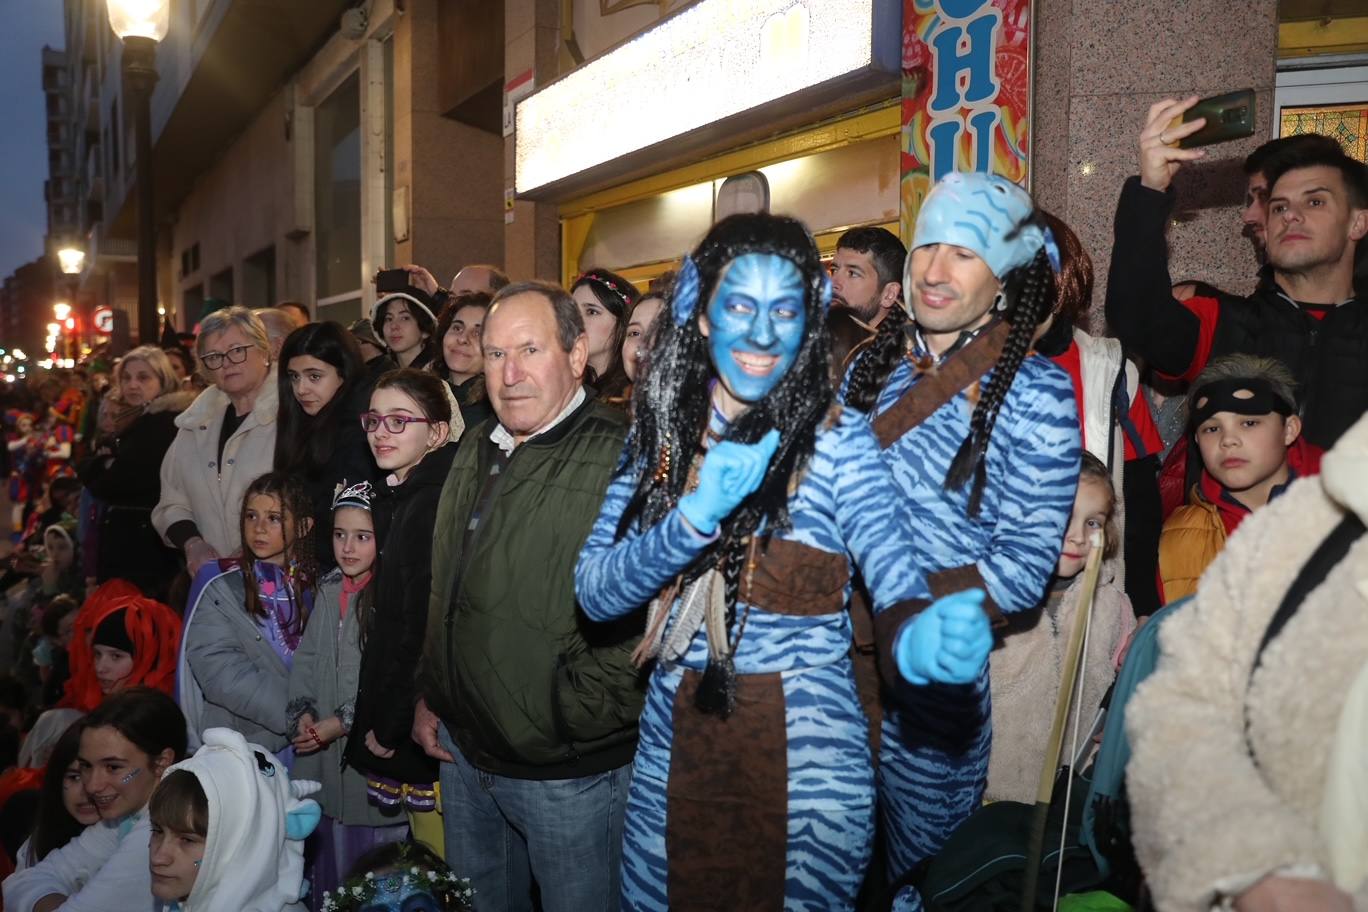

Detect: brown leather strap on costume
[872, 319, 1011, 449]
[928, 564, 1004, 626]
[873, 598, 932, 694]
[740, 538, 850, 617]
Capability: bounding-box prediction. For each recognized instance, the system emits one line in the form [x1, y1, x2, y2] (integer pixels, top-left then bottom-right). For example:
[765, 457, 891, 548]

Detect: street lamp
[57, 247, 85, 275]
[53, 302, 72, 322]
[106, 0, 169, 345]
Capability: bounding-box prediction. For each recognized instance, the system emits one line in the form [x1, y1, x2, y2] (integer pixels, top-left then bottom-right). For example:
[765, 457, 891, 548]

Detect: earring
[994, 291, 1008, 312]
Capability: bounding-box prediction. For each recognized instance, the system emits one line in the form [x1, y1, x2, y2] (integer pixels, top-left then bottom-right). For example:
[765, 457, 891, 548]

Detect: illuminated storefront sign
[515, 0, 898, 196]
[901, 0, 1032, 240]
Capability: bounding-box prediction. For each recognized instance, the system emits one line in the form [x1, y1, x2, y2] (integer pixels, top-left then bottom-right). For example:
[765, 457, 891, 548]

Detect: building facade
[35, 0, 1364, 351]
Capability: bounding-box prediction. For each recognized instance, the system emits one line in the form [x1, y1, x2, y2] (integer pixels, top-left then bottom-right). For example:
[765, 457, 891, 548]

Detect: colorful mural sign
[901, 0, 1032, 244]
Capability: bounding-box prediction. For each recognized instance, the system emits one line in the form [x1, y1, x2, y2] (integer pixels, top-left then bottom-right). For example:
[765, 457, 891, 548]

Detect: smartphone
[1177, 89, 1256, 149]
[375, 268, 411, 294]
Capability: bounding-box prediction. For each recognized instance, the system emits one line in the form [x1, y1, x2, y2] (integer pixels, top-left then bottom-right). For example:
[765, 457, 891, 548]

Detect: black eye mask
[1188, 377, 1295, 433]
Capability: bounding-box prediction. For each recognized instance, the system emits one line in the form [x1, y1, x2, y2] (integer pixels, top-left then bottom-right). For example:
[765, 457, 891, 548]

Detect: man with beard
[830, 227, 906, 329]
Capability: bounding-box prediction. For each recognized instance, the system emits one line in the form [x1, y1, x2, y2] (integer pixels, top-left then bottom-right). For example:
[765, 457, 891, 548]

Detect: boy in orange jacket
[1158, 354, 1317, 602]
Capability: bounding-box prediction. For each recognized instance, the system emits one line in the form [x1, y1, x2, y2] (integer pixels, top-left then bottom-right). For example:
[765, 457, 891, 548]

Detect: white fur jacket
[1126, 412, 1368, 911]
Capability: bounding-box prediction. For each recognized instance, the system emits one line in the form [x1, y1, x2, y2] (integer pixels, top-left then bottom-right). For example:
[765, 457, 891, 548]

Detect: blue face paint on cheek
[120, 768, 142, 785]
[704, 253, 806, 406]
[358, 877, 441, 912]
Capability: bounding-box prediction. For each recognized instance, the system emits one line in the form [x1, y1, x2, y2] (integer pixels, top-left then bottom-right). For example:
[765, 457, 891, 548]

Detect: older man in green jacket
[412, 280, 642, 912]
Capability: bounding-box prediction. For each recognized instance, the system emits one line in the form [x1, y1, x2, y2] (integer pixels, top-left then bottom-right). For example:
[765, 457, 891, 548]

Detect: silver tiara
[332, 480, 374, 511]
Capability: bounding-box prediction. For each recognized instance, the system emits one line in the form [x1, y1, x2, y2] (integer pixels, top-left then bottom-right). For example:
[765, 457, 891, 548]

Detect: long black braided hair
[843, 301, 910, 413]
[615, 213, 833, 608]
[845, 214, 1058, 517]
[944, 241, 1057, 515]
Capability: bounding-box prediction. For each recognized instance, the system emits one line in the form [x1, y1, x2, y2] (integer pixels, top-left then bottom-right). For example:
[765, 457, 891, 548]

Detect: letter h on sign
[927, 0, 1003, 181]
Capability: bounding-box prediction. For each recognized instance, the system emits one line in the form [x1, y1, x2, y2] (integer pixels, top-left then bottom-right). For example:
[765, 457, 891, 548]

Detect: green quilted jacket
[419, 393, 645, 779]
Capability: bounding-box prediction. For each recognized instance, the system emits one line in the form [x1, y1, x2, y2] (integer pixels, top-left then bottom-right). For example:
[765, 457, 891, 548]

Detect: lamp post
[56, 246, 84, 355]
[56, 247, 85, 276]
[53, 303, 73, 364]
[106, 0, 169, 345]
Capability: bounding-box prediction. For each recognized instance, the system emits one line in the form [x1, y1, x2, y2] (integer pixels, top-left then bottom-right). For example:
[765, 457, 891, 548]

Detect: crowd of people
[0, 96, 1362, 911]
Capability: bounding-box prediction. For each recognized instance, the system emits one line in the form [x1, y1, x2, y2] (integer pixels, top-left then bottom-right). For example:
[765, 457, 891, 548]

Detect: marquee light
[515, 0, 887, 195]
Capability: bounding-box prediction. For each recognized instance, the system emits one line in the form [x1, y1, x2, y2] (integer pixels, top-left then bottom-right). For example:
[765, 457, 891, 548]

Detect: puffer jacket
[289, 569, 394, 826]
[1127, 413, 1368, 911]
[1157, 488, 1226, 604]
[180, 568, 291, 751]
[153, 373, 279, 556]
[419, 393, 641, 780]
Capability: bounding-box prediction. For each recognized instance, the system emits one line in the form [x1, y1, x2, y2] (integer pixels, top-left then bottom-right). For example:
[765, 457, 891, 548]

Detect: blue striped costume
[576, 408, 932, 911]
[869, 352, 1080, 908]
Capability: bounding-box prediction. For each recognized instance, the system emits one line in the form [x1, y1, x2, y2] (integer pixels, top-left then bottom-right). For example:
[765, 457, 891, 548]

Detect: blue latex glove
[894, 588, 992, 686]
[677, 429, 781, 536]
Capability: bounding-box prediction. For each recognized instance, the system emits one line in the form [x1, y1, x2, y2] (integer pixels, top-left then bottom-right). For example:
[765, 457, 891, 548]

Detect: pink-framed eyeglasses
[360, 411, 433, 434]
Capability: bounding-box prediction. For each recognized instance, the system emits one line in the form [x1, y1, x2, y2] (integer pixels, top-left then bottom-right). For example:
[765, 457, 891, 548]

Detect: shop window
[242, 245, 276, 309]
[180, 243, 200, 279]
[1279, 102, 1368, 163]
[575, 133, 899, 275]
[314, 71, 362, 302]
[208, 267, 234, 306]
[318, 296, 362, 325]
[1274, 64, 1368, 163]
[183, 284, 205, 330]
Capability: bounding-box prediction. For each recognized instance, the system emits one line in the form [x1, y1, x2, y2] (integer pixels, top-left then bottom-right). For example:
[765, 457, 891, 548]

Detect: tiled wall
[1032, 0, 1279, 330]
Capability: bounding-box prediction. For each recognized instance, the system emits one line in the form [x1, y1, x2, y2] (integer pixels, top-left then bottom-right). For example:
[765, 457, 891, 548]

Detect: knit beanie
[92, 608, 135, 654]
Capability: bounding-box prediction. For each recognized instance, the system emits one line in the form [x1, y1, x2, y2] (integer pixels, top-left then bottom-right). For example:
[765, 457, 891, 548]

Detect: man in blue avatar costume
[844, 172, 1083, 910]
[575, 212, 995, 911]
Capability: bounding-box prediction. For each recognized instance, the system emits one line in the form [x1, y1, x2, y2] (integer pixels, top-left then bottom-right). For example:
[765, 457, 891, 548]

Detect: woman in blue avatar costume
[843, 172, 1082, 911]
[574, 213, 994, 912]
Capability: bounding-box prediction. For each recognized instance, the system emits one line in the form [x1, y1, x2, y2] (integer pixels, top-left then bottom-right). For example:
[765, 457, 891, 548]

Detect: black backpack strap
[1252, 512, 1366, 678]
[1245, 512, 1366, 757]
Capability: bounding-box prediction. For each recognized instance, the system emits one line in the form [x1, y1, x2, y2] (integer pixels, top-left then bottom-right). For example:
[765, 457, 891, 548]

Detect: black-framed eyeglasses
[200, 344, 253, 370]
[360, 411, 434, 434]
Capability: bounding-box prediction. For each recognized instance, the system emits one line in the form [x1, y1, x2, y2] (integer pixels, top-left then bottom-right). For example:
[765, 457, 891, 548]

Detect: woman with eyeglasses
[347, 369, 463, 855]
[153, 306, 279, 580]
[274, 321, 378, 572]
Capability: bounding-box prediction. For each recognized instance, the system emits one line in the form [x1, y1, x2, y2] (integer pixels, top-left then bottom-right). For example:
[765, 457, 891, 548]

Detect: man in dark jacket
[1106, 96, 1368, 449]
[412, 281, 639, 912]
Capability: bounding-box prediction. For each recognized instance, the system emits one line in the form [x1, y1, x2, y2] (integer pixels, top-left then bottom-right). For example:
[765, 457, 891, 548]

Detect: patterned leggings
[878, 672, 993, 911]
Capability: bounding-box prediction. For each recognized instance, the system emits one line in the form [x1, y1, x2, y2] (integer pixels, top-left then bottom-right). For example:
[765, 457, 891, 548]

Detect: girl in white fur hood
[147, 728, 321, 912]
[986, 451, 1137, 803]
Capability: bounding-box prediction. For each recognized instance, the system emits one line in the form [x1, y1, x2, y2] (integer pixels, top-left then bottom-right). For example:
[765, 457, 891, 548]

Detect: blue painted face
[358, 874, 441, 912]
[703, 253, 806, 408]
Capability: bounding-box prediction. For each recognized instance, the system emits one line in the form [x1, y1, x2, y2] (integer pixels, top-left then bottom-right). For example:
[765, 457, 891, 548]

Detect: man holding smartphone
[1106, 95, 1368, 450]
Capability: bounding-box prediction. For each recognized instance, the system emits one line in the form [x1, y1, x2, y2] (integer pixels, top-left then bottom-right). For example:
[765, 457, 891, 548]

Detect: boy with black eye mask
[1158, 354, 1320, 602]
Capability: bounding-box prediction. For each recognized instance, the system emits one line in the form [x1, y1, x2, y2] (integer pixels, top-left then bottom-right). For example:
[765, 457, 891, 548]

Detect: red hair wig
[61, 581, 182, 711]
